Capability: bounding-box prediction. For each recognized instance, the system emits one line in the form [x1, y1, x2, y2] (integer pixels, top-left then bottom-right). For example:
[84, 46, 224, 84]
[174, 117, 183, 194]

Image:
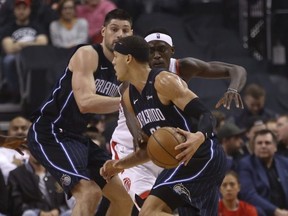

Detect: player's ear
[171, 46, 175, 55]
[126, 54, 133, 64]
[101, 26, 105, 37]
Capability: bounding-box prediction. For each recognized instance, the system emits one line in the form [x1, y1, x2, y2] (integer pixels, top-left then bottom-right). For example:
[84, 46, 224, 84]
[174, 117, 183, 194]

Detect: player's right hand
[100, 160, 123, 182]
[175, 129, 205, 166]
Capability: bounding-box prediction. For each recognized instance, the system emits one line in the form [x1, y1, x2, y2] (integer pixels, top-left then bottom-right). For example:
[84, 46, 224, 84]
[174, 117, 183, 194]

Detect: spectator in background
[0, 116, 31, 183]
[0, 0, 5, 9]
[76, 0, 116, 43]
[276, 114, 288, 157]
[212, 110, 227, 132]
[265, 118, 278, 136]
[44, 0, 62, 10]
[238, 129, 288, 216]
[1, 0, 48, 102]
[233, 83, 278, 128]
[0, 169, 8, 216]
[219, 170, 258, 216]
[7, 150, 70, 216]
[217, 122, 246, 170]
[0, 0, 57, 37]
[242, 116, 267, 155]
[50, 0, 88, 48]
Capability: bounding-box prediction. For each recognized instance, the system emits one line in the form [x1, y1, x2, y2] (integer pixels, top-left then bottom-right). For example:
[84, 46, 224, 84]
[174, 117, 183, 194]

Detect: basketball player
[109, 28, 246, 211]
[101, 35, 228, 215]
[27, 9, 134, 216]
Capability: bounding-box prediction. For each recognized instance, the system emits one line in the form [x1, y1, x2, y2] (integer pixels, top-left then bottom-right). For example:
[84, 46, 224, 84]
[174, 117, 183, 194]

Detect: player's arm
[100, 148, 149, 181]
[115, 87, 150, 166]
[100, 87, 150, 181]
[121, 84, 149, 150]
[69, 45, 120, 114]
[178, 58, 246, 109]
[0, 135, 27, 155]
[155, 71, 215, 165]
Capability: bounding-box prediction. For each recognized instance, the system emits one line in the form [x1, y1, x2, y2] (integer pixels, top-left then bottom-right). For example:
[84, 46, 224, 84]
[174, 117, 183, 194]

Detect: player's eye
[149, 46, 167, 54]
[122, 29, 130, 34]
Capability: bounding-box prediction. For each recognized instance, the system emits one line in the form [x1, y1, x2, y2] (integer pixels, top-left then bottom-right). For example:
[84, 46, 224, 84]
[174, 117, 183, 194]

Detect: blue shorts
[150, 138, 227, 216]
[27, 124, 110, 196]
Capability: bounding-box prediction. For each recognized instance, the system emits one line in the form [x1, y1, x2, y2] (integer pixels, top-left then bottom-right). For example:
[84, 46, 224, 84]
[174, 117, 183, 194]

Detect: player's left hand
[0, 135, 28, 155]
[174, 128, 205, 166]
[100, 160, 123, 182]
[215, 89, 244, 110]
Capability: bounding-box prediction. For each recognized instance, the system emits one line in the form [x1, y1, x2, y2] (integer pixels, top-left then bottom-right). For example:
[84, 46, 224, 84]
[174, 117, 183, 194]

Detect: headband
[144, 33, 173, 46]
[114, 42, 149, 62]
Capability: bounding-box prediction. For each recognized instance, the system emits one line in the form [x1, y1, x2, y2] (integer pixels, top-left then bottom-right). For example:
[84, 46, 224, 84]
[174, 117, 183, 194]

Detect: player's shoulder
[155, 70, 182, 90]
[73, 44, 99, 59]
[69, 44, 99, 69]
[156, 70, 176, 80]
[76, 44, 95, 52]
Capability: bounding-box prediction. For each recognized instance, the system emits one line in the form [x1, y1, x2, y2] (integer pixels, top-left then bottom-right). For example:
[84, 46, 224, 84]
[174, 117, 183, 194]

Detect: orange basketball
[147, 127, 186, 169]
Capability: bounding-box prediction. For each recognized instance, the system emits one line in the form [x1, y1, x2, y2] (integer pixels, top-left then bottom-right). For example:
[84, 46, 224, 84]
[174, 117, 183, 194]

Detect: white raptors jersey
[111, 58, 178, 149]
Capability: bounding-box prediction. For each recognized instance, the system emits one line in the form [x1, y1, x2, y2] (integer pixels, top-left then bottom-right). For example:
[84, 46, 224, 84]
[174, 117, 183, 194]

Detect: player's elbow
[77, 100, 91, 114]
[233, 65, 247, 76]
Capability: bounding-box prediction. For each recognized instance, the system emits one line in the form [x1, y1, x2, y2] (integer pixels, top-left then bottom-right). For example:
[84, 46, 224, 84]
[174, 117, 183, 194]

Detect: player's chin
[116, 74, 123, 82]
[151, 62, 165, 68]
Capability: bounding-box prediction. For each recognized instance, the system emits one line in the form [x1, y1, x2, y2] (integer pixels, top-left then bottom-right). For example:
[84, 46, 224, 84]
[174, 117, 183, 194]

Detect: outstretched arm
[178, 58, 246, 109]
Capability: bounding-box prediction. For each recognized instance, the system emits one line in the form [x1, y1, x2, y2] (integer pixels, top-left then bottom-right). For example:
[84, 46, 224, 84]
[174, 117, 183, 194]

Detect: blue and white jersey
[33, 44, 119, 134]
[129, 68, 192, 136]
[129, 68, 214, 158]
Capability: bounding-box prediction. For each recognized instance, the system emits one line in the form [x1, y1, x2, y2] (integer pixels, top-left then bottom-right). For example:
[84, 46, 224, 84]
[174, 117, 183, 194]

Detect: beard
[104, 40, 115, 53]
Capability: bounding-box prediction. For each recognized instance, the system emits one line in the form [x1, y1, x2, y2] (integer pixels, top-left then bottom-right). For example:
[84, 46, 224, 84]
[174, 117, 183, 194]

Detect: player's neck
[129, 64, 150, 92]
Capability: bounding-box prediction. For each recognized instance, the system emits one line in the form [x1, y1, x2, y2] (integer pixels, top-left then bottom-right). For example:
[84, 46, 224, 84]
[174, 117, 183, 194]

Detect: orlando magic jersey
[34, 44, 119, 133]
[129, 68, 193, 136]
[129, 68, 214, 157]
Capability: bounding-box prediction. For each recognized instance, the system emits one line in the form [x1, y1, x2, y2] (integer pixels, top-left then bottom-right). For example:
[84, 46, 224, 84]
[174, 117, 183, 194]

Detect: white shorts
[110, 140, 163, 205]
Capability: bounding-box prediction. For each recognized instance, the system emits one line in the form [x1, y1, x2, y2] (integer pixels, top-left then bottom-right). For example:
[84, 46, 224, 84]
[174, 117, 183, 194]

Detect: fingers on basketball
[147, 127, 186, 169]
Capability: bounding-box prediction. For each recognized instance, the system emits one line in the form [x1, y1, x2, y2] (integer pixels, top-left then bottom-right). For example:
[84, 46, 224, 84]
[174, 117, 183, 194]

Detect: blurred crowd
[0, 0, 288, 216]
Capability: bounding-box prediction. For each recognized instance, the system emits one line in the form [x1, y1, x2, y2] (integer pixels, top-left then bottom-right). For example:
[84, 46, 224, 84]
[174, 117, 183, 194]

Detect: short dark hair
[104, 9, 133, 27]
[115, 35, 150, 63]
[252, 129, 277, 145]
[244, 83, 266, 98]
[144, 27, 172, 37]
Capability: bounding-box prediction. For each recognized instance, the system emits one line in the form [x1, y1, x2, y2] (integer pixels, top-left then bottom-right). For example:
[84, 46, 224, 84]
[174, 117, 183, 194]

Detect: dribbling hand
[174, 128, 205, 166]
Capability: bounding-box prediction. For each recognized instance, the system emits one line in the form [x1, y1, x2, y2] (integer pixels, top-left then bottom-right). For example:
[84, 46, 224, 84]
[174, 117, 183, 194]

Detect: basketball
[147, 127, 186, 169]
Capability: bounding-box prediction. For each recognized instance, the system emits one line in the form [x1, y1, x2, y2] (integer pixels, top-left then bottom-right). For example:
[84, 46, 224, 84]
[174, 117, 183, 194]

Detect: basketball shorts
[150, 138, 227, 216]
[110, 140, 163, 207]
[28, 125, 111, 196]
